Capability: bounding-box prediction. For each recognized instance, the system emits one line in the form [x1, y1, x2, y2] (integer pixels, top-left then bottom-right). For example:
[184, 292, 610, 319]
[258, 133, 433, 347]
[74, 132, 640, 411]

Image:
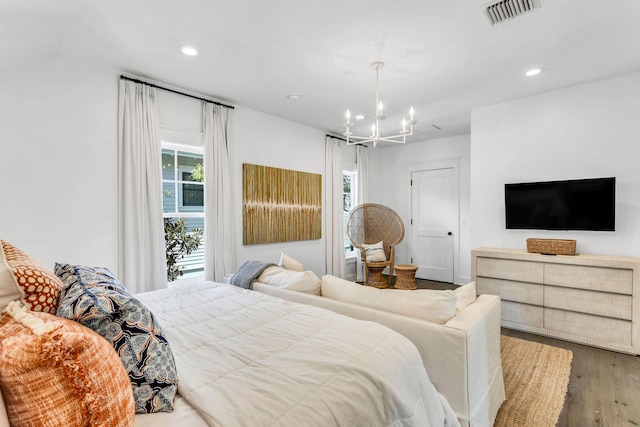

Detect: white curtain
[203, 103, 235, 282]
[355, 144, 369, 282]
[325, 136, 345, 278]
[118, 80, 167, 293]
[356, 145, 368, 205]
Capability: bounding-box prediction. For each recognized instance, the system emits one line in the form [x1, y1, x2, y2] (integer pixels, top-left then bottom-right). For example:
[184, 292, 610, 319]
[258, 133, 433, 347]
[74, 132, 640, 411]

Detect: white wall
[0, 54, 328, 280]
[0, 54, 119, 271]
[341, 142, 357, 167]
[372, 134, 472, 283]
[232, 107, 327, 275]
[157, 90, 204, 148]
[471, 72, 640, 257]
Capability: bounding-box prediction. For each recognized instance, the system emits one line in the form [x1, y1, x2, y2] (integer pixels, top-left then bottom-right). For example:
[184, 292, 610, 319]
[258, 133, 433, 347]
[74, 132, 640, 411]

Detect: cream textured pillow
[0, 301, 135, 426]
[278, 252, 304, 272]
[258, 266, 321, 295]
[361, 241, 387, 262]
[321, 275, 456, 324]
[454, 281, 477, 313]
[0, 245, 24, 312]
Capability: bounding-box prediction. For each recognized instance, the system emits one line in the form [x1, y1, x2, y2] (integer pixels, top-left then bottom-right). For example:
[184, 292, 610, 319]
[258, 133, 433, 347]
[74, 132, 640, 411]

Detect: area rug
[494, 335, 573, 427]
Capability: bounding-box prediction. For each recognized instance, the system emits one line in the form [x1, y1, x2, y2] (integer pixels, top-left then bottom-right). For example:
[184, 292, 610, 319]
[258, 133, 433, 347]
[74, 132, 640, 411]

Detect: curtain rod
[326, 134, 346, 142]
[120, 75, 234, 109]
[326, 134, 368, 147]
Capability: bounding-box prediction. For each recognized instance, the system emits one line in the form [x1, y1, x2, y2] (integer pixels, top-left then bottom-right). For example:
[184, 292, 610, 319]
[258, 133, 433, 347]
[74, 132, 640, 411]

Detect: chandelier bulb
[378, 101, 384, 112]
[344, 109, 354, 127]
[409, 106, 415, 119]
[402, 118, 407, 132]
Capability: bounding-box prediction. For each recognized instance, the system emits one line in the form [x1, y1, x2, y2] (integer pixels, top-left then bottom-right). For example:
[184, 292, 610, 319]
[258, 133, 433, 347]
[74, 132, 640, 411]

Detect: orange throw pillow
[0, 302, 135, 426]
[0, 241, 63, 313]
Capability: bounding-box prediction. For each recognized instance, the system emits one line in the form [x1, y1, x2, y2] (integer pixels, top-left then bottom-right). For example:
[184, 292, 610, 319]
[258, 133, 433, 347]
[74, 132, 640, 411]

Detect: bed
[0, 239, 458, 426]
[132, 281, 460, 426]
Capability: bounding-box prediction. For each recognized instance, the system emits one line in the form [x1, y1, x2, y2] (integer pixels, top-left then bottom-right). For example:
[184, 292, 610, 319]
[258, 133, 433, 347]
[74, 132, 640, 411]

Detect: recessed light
[525, 68, 544, 77]
[355, 114, 365, 120]
[180, 45, 198, 56]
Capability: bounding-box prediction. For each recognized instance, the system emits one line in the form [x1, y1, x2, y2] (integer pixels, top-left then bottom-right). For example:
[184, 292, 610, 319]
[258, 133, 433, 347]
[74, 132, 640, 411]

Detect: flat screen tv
[505, 177, 615, 231]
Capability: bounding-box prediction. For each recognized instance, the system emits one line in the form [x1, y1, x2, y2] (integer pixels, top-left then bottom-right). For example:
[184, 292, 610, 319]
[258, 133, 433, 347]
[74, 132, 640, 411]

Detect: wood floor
[410, 277, 640, 427]
[503, 329, 640, 427]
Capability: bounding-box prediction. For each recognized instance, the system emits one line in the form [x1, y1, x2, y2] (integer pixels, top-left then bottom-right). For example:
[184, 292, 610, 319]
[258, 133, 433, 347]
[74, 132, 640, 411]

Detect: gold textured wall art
[243, 163, 322, 245]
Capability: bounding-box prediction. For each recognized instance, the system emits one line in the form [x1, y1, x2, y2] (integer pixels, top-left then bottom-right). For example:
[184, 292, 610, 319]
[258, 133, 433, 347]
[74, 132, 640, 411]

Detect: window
[162, 144, 205, 281]
[343, 170, 358, 255]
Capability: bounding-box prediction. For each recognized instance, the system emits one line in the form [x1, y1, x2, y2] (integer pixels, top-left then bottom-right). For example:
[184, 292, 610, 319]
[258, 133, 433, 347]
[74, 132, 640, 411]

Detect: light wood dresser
[471, 247, 640, 354]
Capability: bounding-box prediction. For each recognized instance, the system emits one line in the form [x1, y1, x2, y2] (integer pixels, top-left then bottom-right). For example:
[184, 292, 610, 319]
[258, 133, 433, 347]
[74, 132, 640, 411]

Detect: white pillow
[454, 281, 477, 313]
[278, 252, 304, 272]
[258, 266, 321, 295]
[361, 241, 387, 262]
[321, 275, 456, 325]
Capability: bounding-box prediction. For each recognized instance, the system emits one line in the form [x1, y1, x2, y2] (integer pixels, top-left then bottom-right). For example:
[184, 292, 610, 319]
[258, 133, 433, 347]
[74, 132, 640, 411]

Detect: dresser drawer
[477, 277, 543, 305]
[502, 301, 543, 328]
[544, 263, 633, 295]
[544, 308, 632, 346]
[476, 257, 543, 283]
[544, 286, 632, 320]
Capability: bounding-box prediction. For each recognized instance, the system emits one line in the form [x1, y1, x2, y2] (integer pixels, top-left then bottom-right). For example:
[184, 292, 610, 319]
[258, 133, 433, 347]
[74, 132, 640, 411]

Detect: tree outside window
[162, 146, 205, 281]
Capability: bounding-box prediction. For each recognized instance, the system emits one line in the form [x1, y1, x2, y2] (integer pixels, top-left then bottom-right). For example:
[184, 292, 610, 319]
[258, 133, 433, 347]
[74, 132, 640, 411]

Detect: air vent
[484, 0, 541, 25]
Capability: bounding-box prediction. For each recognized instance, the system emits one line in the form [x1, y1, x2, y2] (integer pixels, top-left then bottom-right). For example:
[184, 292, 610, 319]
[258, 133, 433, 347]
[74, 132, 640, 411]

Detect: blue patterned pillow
[54, 263, 178, 414]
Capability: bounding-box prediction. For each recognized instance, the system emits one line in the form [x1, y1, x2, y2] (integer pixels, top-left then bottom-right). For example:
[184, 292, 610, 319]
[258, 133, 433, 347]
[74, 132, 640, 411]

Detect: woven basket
[526, 238, 576, 256]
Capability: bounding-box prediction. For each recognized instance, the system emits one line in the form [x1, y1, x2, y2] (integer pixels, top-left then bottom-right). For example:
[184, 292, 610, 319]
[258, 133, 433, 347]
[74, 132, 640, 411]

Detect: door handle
[447, 232, 453, 236]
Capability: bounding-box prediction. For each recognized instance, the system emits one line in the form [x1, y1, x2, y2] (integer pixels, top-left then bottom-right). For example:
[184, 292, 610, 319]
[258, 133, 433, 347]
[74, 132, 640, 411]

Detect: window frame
[162, 142, 204, 219]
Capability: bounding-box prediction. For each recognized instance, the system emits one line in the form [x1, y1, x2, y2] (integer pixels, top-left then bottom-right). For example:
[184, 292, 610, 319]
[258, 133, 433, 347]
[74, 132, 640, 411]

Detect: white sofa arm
[440, 294, 505, 427]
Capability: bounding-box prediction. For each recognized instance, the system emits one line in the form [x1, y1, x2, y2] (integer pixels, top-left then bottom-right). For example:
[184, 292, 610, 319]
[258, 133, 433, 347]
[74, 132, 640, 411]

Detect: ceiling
[2, 0, 640, 143]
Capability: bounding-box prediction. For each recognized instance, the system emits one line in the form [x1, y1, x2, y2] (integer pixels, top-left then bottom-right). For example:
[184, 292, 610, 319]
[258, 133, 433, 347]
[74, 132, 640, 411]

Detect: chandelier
[343, 61, 416, 147]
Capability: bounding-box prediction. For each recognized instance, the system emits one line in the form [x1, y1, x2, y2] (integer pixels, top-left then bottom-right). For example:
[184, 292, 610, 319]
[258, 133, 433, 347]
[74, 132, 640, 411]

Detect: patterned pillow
[55, 263, 179, 413]
[0, 240, 63, 313]
[362, 241, 387, 262]
[0, 301, 135, 426]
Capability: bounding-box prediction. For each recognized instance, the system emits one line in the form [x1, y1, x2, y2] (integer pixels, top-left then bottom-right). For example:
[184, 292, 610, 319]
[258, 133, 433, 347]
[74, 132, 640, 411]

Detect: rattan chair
[346, 203, 405, 286]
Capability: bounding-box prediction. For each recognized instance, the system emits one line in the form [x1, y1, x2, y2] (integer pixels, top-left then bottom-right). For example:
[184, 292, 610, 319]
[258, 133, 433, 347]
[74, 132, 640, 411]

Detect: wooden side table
[394, 264, 418, 290]
[366, 262, 390, 288]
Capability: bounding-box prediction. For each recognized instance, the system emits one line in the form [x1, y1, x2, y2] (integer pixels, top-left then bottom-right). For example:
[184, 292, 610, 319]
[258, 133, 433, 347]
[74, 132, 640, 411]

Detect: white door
[411, 168, 455, 282]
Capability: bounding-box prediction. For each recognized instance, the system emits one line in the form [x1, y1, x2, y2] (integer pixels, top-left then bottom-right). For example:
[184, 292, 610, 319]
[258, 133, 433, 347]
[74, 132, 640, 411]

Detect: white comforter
[136, 282, 459, 427]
